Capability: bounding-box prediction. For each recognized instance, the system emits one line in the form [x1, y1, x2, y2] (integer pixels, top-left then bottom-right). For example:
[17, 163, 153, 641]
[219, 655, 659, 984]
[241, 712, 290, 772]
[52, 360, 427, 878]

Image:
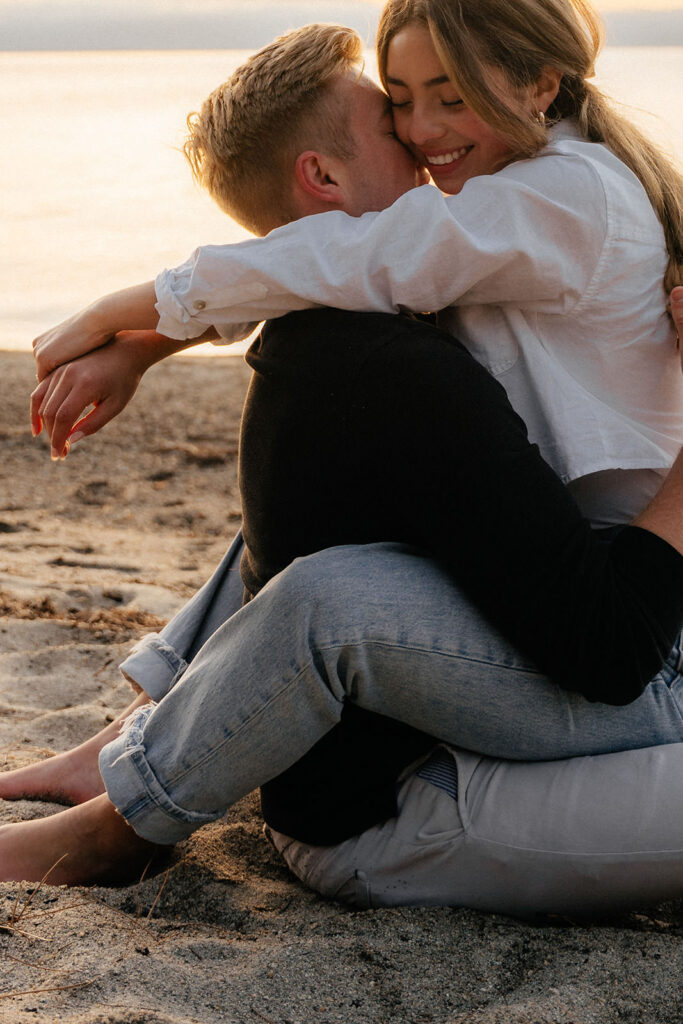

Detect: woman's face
[384, 23, 515, 194]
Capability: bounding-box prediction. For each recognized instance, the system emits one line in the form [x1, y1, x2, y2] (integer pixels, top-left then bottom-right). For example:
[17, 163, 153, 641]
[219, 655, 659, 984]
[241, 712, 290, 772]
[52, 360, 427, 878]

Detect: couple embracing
[6, 0, 683, 916]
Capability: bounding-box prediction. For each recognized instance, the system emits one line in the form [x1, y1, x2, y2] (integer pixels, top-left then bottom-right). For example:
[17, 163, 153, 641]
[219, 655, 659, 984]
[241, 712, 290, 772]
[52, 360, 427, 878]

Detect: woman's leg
[98, 543, 683, 846]
[271, 742, 683, 917]
[118, 531, 246, 701]
[0, 691, 149, 804]
[0, 793, 163, 885]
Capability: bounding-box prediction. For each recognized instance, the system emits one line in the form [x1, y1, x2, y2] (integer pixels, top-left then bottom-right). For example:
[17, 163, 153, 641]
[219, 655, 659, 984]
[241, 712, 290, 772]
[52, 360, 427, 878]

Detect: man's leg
[0, 534, 246, 803]
[98, 543, 683, 847]
[270, 742, 683, 917]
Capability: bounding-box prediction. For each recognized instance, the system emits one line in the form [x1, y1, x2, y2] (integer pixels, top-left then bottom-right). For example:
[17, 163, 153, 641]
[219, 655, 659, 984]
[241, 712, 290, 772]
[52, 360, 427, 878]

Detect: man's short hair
[184, 23, 363, 235]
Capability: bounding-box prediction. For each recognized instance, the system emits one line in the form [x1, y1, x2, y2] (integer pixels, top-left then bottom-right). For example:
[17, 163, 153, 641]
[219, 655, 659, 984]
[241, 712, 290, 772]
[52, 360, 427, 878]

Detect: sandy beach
[0, 349, 681, 1024]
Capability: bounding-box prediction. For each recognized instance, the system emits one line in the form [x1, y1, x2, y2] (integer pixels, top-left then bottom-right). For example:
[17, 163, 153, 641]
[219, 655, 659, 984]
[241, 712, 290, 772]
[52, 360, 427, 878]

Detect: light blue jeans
[100, 537, 683, 847]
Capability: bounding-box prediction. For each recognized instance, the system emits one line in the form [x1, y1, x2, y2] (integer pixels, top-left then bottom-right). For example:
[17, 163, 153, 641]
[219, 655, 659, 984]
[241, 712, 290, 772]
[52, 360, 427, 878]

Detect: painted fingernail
[69, 431, 85, 445]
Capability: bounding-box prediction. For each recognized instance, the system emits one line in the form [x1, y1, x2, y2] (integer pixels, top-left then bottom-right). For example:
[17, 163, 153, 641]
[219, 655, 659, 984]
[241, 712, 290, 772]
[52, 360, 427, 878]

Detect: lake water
[2, 47, 682, 356]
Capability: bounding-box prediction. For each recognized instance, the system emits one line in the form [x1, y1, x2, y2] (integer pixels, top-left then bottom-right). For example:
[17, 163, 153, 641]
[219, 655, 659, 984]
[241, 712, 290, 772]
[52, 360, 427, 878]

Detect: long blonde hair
[377, 0, 683, 294]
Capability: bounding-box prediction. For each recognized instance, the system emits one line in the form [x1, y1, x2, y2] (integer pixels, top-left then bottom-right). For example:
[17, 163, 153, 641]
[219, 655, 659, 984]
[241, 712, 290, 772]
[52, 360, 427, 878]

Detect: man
[5, 25, 683, 915]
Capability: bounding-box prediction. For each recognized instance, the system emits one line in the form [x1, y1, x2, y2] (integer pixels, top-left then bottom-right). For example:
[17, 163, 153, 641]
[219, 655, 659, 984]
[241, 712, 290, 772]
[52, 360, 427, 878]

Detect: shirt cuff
[155, 267, 209, 340]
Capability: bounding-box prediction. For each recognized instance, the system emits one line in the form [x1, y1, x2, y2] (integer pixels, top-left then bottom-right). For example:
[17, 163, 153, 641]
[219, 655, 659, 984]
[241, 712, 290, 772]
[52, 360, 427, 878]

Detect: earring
[535, 110, 546, 126]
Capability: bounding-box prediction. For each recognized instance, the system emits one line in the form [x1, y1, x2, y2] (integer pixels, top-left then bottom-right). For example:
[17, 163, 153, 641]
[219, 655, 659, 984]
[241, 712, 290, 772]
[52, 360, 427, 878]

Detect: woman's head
[377, 0, 682, 291]
[380, 18, 560, 194]
[377, 0, 601, 175]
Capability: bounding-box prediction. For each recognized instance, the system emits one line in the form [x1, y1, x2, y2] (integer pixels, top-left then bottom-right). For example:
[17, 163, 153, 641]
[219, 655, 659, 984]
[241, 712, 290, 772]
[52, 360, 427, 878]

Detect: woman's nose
[406, 105, 447, 147]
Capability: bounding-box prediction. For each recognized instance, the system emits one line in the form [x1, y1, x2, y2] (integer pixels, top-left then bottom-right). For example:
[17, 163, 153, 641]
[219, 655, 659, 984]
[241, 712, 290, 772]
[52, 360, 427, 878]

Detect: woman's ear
[294, 151, 346, 206]
[533, 67, 562, 114]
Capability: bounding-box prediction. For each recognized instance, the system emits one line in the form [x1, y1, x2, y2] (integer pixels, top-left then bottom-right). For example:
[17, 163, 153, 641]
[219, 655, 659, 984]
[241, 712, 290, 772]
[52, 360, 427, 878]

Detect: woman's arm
[34, 157, 607, 375]
[155, 165, 605, 337]
[33, 282, 159, 381]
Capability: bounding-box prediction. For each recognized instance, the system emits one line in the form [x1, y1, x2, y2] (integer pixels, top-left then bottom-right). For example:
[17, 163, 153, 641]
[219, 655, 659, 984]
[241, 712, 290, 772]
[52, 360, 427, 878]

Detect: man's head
[184, 23, 425, 235]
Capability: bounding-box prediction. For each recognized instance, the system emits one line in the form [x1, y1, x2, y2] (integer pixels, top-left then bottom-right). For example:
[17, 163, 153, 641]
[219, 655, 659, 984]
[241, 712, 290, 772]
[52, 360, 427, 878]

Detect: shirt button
[193, 299, 207, 310]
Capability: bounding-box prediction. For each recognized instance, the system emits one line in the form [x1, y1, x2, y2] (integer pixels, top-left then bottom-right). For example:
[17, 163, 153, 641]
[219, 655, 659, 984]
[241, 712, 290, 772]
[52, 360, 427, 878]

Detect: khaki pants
[270, 743, 683, 919]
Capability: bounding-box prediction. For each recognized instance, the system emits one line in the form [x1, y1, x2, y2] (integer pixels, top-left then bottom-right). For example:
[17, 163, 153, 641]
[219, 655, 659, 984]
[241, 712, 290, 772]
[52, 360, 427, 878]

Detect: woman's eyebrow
[386, 74, 451, 88]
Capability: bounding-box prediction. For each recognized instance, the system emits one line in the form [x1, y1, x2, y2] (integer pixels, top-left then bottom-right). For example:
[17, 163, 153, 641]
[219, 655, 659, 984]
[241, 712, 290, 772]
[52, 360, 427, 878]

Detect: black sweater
[238, 308, 683, 843]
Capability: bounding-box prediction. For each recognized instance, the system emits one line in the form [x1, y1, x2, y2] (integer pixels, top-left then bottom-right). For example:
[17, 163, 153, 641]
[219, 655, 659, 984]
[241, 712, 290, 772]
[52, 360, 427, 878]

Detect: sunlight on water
[1, 47, 682, 355]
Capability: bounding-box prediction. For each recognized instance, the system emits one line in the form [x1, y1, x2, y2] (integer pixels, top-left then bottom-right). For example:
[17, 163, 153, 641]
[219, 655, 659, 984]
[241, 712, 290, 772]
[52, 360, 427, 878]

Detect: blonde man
[5, 25, 683, 917]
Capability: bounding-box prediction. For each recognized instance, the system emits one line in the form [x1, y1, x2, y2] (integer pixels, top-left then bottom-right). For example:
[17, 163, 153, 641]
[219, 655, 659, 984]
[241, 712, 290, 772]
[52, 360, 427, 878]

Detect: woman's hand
[33, 307, 112, 384]
[30, 330, 172, 459]
[32, 281, 159, 382]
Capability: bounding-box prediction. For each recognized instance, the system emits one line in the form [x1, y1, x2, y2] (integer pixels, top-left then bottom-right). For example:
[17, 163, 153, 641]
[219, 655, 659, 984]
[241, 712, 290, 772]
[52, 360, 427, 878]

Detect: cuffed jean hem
[99, 706, 222, 845]
[119, 635, 188, 703]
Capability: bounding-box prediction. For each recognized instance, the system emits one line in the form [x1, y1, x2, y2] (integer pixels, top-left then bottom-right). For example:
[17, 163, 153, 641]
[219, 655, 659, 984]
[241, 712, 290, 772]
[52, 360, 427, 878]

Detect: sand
[0, 349, 681, 1024]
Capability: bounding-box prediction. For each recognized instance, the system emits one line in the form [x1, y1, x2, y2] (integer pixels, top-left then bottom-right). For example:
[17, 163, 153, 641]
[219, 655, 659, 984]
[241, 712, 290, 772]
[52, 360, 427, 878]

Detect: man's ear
[294, 151, 345, 206]
[533, 67, 562, 114]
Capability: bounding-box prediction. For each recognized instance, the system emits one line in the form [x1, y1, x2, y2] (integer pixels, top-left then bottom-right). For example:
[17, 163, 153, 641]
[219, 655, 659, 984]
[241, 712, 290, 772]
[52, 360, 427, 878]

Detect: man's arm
[634, 443, 683, 555]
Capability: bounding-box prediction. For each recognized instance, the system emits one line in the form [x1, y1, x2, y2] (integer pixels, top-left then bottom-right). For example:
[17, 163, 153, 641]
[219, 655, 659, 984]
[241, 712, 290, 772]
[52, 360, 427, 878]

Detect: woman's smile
[422, 145, 474, 174]
[385, 24, 515, 194]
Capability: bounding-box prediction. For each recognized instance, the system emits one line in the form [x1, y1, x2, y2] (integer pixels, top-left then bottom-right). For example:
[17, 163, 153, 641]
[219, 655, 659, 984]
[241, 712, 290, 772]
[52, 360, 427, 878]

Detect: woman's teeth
[427, 147, 470, 166]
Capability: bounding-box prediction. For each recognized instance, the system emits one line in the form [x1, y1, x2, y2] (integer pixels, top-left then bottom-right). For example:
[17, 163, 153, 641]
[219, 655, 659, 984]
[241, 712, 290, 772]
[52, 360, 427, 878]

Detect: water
[2, 47, 682, 355]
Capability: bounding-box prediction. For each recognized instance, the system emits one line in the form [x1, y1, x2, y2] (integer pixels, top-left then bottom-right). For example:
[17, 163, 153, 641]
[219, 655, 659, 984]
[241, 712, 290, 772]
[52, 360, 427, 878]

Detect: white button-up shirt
[156, 120, 683, 507]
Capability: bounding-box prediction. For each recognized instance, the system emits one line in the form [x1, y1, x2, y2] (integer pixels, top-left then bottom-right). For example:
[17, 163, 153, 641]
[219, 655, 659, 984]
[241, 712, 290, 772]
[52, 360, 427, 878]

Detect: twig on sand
[145, 866, 171, 921]
[9, 882, 24, 927]
[18, 901, 88, 921]
[0, 922, 44, 941]
[0, 977, 98, 1000]
[134, 856, 156, 919]
[10, 854, 69, 927]
[2, 950, 64, 973]
[250, 1007, 277, 1024]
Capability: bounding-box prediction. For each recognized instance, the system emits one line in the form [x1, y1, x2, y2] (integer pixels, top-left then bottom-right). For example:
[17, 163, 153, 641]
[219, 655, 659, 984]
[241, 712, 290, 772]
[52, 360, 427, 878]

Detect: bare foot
[0, 793, 166, 885]
[0, 691, 151, 805]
